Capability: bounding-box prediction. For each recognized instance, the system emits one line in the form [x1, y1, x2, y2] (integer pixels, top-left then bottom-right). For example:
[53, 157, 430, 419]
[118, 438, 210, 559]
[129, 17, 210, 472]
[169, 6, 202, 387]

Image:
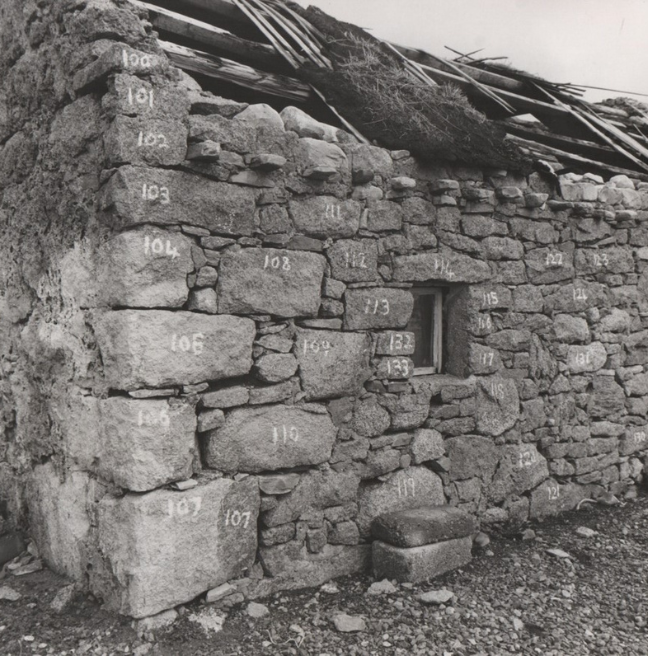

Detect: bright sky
[292, 0, 648, 104]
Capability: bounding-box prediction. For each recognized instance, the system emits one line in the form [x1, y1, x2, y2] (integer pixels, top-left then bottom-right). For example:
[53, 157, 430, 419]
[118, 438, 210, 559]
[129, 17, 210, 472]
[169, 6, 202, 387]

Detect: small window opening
[406, 287, 444, 375]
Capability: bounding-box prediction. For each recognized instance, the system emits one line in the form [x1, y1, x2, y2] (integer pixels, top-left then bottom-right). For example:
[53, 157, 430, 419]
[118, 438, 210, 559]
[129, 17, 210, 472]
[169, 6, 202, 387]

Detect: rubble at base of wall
[0, 0, 647, 619]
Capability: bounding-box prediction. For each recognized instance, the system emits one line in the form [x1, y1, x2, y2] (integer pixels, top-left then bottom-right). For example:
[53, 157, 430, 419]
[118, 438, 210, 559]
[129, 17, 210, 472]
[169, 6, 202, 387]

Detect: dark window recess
[406, 288, 444, 374]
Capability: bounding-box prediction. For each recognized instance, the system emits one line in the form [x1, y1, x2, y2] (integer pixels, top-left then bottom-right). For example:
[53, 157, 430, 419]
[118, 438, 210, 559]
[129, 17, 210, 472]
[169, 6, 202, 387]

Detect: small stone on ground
[332, 613, 366, 633]
[246, 602, 269, 619]
[417, 589, 455, 605]
[367, 579, 398, 595]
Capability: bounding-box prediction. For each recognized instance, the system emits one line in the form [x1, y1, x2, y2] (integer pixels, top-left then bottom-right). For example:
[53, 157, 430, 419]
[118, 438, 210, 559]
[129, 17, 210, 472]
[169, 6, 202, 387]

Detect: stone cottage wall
[2, 0, 648, 619]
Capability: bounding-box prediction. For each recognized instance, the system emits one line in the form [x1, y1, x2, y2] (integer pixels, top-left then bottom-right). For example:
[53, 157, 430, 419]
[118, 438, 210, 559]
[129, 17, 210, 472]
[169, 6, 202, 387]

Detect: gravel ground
[1, 495, 648, 656]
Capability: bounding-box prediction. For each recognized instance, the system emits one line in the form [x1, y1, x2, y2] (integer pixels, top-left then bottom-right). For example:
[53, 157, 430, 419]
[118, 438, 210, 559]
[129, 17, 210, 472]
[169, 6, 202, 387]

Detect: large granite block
[93, 310, 255, 389]
[93, 477, 259, 617]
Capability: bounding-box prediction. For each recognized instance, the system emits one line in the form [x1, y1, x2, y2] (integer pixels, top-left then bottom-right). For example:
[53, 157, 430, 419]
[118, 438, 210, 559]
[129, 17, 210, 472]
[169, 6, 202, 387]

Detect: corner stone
[93, 310, 255, 389]
[92, 477, 259, 618]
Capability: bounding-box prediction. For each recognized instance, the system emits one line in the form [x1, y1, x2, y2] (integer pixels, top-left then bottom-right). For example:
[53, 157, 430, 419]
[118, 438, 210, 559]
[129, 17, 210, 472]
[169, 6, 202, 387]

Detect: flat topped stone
[371, 506, 477, 548]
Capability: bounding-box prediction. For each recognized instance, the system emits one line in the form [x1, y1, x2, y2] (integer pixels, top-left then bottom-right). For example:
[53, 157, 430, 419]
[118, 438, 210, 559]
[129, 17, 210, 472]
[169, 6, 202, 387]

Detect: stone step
[372, 536, 473, 583]
[371, 505, 477, 548]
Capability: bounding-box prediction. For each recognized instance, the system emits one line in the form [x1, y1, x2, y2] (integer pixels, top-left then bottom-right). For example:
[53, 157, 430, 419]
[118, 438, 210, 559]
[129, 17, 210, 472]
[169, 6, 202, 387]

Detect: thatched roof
[130, 0, 648, 179]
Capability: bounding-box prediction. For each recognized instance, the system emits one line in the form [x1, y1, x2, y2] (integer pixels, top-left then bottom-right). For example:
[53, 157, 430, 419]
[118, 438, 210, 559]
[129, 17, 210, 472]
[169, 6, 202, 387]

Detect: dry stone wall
[1, 0, 648, 619]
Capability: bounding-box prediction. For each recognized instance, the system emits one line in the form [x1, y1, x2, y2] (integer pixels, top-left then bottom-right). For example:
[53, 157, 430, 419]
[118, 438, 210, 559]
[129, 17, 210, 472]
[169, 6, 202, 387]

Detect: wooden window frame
[409, 287, 444, 376]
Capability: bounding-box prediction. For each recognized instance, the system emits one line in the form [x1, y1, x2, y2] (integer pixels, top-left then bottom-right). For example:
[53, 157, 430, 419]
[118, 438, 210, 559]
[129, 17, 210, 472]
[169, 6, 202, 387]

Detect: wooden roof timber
[158, 40, 312, 102]
[508, 134, 648, 182]
[129, 0, 289, 71]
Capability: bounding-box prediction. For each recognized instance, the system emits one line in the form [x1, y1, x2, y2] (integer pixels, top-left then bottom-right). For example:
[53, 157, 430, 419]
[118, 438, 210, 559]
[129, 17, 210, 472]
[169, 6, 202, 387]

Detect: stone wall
[2, 0, 648, 620]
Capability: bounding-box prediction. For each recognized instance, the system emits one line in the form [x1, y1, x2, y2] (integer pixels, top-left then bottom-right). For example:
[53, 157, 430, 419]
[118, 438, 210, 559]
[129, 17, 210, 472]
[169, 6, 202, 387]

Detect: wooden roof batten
[134, 0, 648, 178]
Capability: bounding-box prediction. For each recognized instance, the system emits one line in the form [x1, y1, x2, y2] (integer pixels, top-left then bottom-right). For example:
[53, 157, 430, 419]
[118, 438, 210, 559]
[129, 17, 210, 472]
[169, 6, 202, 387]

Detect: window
[406, 287, 444, 375]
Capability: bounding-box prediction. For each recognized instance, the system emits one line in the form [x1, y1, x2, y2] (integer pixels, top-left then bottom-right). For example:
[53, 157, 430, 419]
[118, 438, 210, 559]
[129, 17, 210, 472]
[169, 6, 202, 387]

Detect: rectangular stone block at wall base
[258, 542, 371, 591]
[28, 463, 93, 581]
[372, 536, 473, 583]
[92, 477, 260, 618]
[92, 310, 255, 389]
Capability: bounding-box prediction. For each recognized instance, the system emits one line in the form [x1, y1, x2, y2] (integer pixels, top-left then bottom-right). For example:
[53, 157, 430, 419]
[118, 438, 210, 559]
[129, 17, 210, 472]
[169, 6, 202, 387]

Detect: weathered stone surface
[371, 506, 476, 548]
[475, 376, 520, 436]
[410, 428, 444, 464]
[281, 106, 340, 141]
[100, 166, 257, 235]
[63, 396, 197, 492]
[262, 470, 359, 526]
[393, 252, 491, 283]
[203, 405, 336, 473]
[372, 536, 472, 583]
[28, 464, 92, 581]
[201, 386, 249, 408]
[187, 288, 218, 314]
[295, 329, 371, 400]
[625, 373, 648, 396]
[257, 473, 301, 496]
[344, 288, 414, 330]
[258, 543, 370, 590]
[254, 354, 298, 383]
[386, 391, 433, 430]
[93, 478, 259, 618]
[567, 342, 607, 373]
[289, 197, 362, 238]
[104, 117, 187, 167]
[375, 357, 414, 380]
[327, 240, 379, 283]
[94, 228, 194, 308]
[296, 138, 348, 177]
[588, 376, 626, 419]
[356, 467, 445, 538]
[367, 201, 403, 232]
[554, 314, 589, 343]
[489, 444, 549, 503]
[445, 436, 499, 482]
[93, 310, 255, 389]
[351, 396, 391, 437]
[525, 248, 574, 284]
[217, 248, 325, 318]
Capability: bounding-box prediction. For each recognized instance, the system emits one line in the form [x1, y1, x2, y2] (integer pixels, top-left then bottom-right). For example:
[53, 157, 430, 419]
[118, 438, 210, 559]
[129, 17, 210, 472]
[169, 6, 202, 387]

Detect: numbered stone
[529, 480, 588, 519]
[376, 357, 414, 380]
[574, 248, 634, 275]
[544, 281, 608, 313]
[104, 116, 188, 167]
[327, 240, 378, 283]
[525, 248, 574, 284]
[73, 44, 169, 92]
[475, 376, 520, 437]
[468, 344, 502, 375]
[375, 331, 416, 356]
[99, 166, 257, 236]
[344, 288, 414, 330]
[93, 310, 255, 389]
[619, 428, 648, 456]
[217, 248, 325, 318]
[95, 228, 193, 308]
[288, 197, 362, 238]
[92, 477, 259, 618]
[63, 396, 196, 492]
[102, 74, 190, 119]
[392, 252, 491, 283]
[488, 444, 548, 503]
[203, 405, 336, 473]
[356, 467, 445, 538]
[295, 329, 371, 400]
[567, 342, 607, 373]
